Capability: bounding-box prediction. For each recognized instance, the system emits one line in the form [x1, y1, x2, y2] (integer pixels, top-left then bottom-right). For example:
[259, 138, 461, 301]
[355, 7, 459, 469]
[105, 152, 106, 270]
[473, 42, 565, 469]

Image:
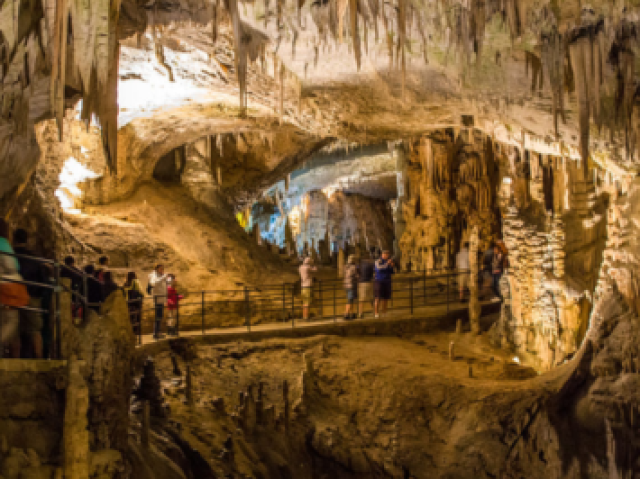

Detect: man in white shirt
[148, 264, 168, 339]
[456, 242, 470, 302]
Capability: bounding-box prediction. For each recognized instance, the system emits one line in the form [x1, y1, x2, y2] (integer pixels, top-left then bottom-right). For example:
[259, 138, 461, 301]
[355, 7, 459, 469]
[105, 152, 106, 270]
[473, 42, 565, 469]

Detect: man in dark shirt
[357, 255, 375, 318]
[13, 229, 45, 358]
[61, 256, 83, 318]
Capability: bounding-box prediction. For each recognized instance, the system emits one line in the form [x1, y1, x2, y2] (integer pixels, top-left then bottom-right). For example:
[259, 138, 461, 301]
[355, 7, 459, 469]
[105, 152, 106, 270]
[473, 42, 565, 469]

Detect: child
[166, 274, 183, 336]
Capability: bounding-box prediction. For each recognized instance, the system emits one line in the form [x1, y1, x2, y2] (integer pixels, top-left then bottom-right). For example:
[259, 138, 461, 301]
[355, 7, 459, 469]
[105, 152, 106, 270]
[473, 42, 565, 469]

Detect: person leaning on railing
[13, 228, 46, 359]
[0, 219, 22, 358]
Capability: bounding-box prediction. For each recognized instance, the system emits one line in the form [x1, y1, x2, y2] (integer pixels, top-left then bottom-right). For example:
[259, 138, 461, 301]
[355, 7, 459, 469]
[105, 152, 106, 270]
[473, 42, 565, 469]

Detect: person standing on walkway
[374, 250, 395, 318]
[83, 265, 103, 313]
[299, 257, 317, 321]
[456, 242, 470, 302]
[358, 254, 375, 318]
[149, 264, 169, 339]
[492, 244, 505, 300]
[343, 255, 359, 320]
[123, 272, 144, 337]
[0, 219, 21, 358]
[13, 229, 45, 359]
[95, 256, 109, 282]
[166, 274, 183, 336]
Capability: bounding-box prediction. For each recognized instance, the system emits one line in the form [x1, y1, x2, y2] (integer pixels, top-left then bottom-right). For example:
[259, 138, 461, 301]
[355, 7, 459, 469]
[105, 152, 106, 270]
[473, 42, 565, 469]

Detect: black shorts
[374, 281, 392, 300]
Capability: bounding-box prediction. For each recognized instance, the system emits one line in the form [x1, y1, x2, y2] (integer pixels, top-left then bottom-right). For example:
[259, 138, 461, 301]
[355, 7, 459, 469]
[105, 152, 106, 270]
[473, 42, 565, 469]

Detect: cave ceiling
[1, 0, 640, 209]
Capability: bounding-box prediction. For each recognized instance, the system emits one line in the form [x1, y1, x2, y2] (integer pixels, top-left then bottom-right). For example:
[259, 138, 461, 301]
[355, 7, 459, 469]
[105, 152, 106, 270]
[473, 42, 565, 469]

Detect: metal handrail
[132, 268, 482, 344]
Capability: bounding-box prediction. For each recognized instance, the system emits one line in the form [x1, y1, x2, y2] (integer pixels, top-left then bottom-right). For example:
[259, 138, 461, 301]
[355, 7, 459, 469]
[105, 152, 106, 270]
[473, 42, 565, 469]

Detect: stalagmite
[63, 356, 90, 479]
[338, 247, 345, 278]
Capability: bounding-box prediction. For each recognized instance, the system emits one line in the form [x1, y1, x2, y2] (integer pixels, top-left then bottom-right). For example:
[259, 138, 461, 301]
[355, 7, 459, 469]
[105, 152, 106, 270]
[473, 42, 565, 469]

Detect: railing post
[282, 283, 286, 321]
[446, 270, 450, 317]
[291, 284, 295, 329]
[333, 282, 336, 322]
[244, 286, 251, 332]
[54, 261, 61, 359]
[318, 280, 323, 320]
[176, 297, 180, 336]
[423, 268, 426, 305]
[201, 291, 205, 335]
[410, 276, 414, 316]
[82, 273, 88, 324]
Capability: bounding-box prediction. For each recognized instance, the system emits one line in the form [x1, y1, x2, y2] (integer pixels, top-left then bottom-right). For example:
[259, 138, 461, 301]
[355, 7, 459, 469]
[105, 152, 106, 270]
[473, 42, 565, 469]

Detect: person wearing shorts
[456, 242, 470, 302]
[343, 255, 359, 320]
[299, 257, 317, 321]
[358, 255, 375, 318]
[374, 250, 395, 318]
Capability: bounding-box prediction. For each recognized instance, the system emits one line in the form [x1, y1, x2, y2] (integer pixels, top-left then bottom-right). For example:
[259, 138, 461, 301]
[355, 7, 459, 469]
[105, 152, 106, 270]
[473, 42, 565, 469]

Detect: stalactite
[568, 16, 605, 176]
[349, 0, 361, 70]
[277, 0, 283, 29]
[367, 0, 378, 41]
[541, 19, 566, 138]
[211, 0, 219, 47]
[610, 13, 638, 161]
[51, 0, 69, 141]
[471, 0, 485, 65]
[228, 0, 248, 115]
[398, 0, 406, 97]
[524, 51, 543, 93]
[418, 11, 428, 65]
[279, 61, 285, 122]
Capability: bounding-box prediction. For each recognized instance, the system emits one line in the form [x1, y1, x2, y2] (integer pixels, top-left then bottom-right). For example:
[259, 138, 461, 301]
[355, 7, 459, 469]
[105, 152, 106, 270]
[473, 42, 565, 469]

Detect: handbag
[0, 276, 30, 308]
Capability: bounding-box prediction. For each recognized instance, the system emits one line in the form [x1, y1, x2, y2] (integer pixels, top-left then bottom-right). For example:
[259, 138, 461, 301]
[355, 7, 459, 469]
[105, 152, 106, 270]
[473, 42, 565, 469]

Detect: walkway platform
[135, 298, 502, 356]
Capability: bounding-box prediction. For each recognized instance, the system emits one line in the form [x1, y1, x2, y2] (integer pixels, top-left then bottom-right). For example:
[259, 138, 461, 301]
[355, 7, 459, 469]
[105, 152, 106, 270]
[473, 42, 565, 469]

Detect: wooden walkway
[137, 298, 501, 347]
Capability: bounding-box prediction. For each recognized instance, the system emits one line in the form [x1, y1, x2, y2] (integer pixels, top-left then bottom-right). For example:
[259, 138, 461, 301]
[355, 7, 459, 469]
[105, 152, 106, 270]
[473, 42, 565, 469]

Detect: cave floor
[142, 331, 573, 478]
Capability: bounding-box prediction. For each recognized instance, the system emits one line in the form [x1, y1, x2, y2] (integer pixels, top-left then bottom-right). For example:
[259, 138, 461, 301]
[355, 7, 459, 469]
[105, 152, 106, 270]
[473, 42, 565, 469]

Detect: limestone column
[468, 226, 481, 334]
[394, 144, 407, 264]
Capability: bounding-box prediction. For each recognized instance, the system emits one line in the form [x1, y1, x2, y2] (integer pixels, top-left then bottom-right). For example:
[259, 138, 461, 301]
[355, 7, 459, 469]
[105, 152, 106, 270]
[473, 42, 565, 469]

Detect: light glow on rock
[55, 157, 100, 214]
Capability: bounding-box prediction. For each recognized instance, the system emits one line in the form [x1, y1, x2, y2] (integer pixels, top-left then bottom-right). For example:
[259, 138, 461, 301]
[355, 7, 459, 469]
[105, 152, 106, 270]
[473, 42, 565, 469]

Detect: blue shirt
[374, 258, 395, 282]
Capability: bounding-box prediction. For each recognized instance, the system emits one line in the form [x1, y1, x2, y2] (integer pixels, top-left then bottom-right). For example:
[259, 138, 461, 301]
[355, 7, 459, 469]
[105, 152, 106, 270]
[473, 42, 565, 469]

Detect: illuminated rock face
[398, 129, 500, 272]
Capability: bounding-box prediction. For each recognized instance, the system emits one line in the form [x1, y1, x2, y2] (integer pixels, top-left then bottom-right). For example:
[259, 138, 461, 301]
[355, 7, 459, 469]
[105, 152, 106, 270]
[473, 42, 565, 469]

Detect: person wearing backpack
[124, 272, 144, 336]
[166, 274, 183, 336]
[148, 265, 168, 339]
[13, 228, 46, 358]
[0, 219, 24, 358]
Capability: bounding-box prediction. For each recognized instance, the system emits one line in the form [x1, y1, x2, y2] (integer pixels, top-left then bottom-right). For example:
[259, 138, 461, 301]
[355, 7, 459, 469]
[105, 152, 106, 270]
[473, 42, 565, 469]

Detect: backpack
[0, 277, 30, 308]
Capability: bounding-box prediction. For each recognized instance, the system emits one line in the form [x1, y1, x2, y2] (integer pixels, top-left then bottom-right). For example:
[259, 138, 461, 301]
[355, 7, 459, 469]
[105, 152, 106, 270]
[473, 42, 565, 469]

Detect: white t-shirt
[456, 248, 470, 271]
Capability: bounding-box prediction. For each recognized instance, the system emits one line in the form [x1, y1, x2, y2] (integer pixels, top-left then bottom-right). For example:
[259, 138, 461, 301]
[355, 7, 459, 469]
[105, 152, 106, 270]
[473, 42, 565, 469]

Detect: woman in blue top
[374, 250, 395, 318]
